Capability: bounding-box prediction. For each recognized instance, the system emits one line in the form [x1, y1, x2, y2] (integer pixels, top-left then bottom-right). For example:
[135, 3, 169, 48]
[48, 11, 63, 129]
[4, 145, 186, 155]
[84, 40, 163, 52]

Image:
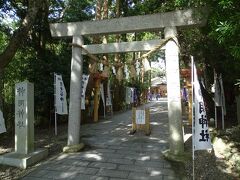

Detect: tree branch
[0, 1, 44, 69]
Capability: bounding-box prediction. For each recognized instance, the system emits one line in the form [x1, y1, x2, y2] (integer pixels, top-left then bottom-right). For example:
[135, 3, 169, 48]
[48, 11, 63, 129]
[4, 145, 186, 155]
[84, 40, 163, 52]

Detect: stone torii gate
[50, 8, 207, 157]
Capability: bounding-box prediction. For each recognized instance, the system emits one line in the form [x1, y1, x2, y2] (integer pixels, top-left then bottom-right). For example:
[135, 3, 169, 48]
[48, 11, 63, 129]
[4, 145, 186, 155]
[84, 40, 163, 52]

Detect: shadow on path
[22, 100, 186, 180]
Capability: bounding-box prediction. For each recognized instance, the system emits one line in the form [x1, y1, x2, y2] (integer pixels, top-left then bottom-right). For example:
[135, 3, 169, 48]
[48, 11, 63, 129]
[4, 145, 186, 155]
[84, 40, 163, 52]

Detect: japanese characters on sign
[193, 63, 212, 151]
[126, 87, 135, 104]
[81, 74, 89, 110]
[55, 74, 68, 114]
[106, 80, 112, 106]
[15, 84, 27, 129]
[136, 110, 145, 125]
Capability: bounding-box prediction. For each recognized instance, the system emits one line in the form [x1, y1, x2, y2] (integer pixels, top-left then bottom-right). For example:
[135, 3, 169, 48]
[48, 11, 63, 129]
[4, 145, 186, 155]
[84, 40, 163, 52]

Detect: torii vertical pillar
[164, 27, 184, 156]
[66, 36, 84, 149]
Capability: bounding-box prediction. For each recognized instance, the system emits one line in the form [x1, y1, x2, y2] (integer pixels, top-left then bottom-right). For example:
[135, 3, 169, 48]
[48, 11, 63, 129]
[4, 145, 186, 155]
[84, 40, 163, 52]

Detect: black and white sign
[81, 74, 89, 110]
[136, 110, 145, 124]
[0, 110, 6, 134]
[55, 74, 68, 114]
[193, 62, 212, 151]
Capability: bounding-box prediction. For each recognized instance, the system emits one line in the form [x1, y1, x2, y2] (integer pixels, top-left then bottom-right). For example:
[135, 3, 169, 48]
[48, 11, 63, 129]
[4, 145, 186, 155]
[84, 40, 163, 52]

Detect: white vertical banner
[135, 60, 140, 76]
[214, 70, 221, 106]
[136, 110, 145, 124]
[99, 63, 103, 71]
[100, 83, 105, 118]
[112, 66, 116, 75]
[214, 71, 226, 129]
[130, 88, 135, 103]
[125, 87, 130, 104]
[81, 74, 90, 110]
[124, 64, 129, 79]
[55, 74, 68, 115]
[219, 74, 226, 115]
[106, 80, 112, 106]
[0, 110, 6, 134]
[192, 60, 212, 151]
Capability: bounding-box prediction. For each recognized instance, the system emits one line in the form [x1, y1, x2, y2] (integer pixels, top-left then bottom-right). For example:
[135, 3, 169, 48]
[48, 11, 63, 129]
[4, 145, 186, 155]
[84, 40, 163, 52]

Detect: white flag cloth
[100, 83, 105, 107]
[99, 63, 103, 71]
[214, 70, 221, 106]
[125, 87, 131, 104]
[106, 81, 112, 106]
[126, 87, 134, 104]
[112, 66, 116, 75]
[81, 74, 90, 110]
[131, 88, 135, 103]
[219, 74, 226, 115]
[0, 110, 6, 134]
[193, 62, 212, 151]
[135, 61, 140, 76]
[124, 64, 129, 79]
[55, 74, 68, 115]
[100, 83, 106, 117]
[142, 58, 151, 72]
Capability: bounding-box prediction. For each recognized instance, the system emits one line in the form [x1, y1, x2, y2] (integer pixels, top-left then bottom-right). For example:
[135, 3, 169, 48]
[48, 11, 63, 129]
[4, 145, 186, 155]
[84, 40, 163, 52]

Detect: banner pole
[55, 111, 57, 135]
[214, 70, 218, 129]
[54, 73, 57, 136]
[191, 56, 195, 180]
[222, 106, 224, 129]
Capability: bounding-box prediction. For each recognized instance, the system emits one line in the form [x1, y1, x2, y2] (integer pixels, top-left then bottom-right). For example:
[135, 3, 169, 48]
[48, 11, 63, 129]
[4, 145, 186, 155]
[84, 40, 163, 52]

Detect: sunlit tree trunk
[113, 0, 122, 111]
[0, 0, 45, 69]
[0, 70, 4, 110]
[94, 0, 102, 43]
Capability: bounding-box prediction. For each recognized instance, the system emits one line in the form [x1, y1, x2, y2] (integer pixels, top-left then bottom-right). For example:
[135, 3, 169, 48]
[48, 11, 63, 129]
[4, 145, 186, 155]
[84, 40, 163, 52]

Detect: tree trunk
[93, 0, 102, 43]
[0, 70, 4, 110]
[113, 0, 121, 111]
[0, 1, 45, 69]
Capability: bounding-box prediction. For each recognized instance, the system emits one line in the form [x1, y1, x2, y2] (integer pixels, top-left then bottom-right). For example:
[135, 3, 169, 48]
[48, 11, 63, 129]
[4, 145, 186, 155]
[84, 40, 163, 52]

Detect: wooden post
[94, 78, 101, 122]
[145, 108, 150, 135]
[131, 107, 137, 133]
[131, 107, 150, 135]
[187, 82, 192, 125]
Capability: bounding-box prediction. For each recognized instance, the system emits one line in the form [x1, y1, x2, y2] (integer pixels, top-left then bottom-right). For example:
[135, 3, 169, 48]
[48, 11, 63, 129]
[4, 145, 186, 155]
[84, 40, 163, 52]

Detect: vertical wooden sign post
[131, 107, 150, 135]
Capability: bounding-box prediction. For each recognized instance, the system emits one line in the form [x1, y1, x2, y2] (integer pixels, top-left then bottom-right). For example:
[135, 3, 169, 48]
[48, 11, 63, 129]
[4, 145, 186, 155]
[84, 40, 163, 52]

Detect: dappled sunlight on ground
[21, 101, 183, 180]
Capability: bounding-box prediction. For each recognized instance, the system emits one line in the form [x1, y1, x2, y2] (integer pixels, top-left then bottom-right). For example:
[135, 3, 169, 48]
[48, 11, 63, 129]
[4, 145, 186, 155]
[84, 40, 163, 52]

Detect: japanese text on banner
[55, 74, 68, 114]
[193, 63, 212, 151]
[81, 74, 89, 110]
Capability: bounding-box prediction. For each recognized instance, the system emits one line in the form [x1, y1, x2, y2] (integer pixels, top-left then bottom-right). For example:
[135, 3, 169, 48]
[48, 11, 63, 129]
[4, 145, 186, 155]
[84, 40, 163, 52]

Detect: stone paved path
[22, 99, 182, 180]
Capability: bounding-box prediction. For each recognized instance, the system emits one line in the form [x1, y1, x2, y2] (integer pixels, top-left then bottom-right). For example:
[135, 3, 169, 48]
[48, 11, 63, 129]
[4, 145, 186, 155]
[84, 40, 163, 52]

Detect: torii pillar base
[0, 149, 48, 169]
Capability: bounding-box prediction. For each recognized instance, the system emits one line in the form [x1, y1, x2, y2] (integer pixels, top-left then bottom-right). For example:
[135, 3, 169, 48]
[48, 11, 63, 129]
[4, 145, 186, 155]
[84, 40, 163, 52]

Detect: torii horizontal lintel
[81, 39, 165, 55]
[50, 8, 208, 37]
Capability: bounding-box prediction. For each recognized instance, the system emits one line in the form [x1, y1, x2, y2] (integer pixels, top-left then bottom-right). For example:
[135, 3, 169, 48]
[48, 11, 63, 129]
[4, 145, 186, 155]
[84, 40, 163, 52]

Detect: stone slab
[97, 169, 129, 178]
[118, 164, 148, 173]
[88, 162, 117, 169]
[0, 148, 48, 169]
[50, 8, 208, 37]
[128, 172, 163, 180]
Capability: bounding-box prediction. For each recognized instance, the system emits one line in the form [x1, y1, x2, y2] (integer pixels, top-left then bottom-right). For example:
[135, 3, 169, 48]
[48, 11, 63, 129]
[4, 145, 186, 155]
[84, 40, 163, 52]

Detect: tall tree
[0, 0, 46, 69]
